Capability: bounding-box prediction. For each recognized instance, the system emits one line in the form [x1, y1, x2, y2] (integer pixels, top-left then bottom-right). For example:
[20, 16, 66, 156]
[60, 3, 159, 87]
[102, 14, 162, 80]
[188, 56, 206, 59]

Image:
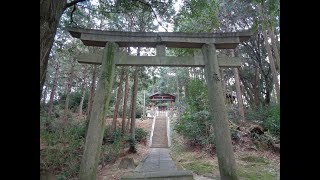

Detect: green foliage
[135, 127, 148, 142]
[186, 79, 208, 112]
[175, 111, 213, 146]
[40, 121, 86, 179]
[246, 103, 280, 137]
[263, 104, 280, 135]
[40, 108, 48, 129]
[135, 105, 143, 118]
[174, 79, 212, 146]
[59, 91, 89, 112]
[102, 125, 113, 140]
[102, 128, 127, 164]
[101, 126, 147, 164]
[174, 0, 220, 33]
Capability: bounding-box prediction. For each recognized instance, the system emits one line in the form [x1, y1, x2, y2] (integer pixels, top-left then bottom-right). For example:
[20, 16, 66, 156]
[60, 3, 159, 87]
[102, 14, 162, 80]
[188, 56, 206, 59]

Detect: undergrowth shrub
[175, 110, 213, 146]
[135, 128, 148, 142]
[102, 128, 127, 164]
[174, 79, 212, 147]
[246, 103, 280, 137]
[40, 120, 86, 179]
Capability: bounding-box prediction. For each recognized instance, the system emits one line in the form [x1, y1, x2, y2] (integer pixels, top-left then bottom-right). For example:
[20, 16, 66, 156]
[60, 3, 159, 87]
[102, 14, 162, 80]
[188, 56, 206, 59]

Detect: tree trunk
[253, 62, 260, 108]
[78, 69, 88, 118]
[143, 90, 145, 119]
[242, 89, 251, 108]
[86, 65, 98, 122]
[270, 26, 280, 73]
[128, 48, 140, 153]
[259, 3, 280, 103]
[129, 66, 139, 153]
[202, 44, 238, 180]
[40, 0, 66, 100]
[42, 84, 48, 105]
[78, 90, 85, 118]
[63, 62, 75, 124]
[220, 68, 227, 97]
[126, 102, 131, 133]
[112, 69, 125, 133]
[126, 87, 132, 133]
[233, 67, 245, 122]
[176, 68, 180, 122]
[122, 69, 129, 134]
[79, 42, 117, 180]
[47, 62, 60, 120]
[265, 88, 271, 105]
[231, 50, 245, 122]
[184, 85, 189, 99]
[263, 29, 280, 103]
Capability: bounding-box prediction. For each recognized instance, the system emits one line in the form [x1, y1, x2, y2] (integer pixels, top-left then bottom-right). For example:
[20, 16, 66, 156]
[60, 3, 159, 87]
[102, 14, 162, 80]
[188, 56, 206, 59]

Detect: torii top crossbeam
[66, 27, 252, 49]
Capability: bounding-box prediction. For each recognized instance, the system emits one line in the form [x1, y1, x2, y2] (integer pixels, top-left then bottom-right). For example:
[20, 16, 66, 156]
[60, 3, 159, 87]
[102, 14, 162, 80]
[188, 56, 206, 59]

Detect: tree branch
[77, 4, 127, 14]
[70, 4, 77, 26]
[135, 0, 168, 32]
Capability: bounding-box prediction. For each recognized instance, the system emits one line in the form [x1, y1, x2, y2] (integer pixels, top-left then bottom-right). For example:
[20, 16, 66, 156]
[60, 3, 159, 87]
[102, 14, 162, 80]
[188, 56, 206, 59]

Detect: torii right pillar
[202, 43, 238, 180]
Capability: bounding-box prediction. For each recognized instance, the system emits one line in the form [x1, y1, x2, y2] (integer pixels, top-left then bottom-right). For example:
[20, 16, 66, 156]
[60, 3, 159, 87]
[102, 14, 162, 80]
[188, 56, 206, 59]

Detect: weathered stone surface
[121, 170, 194, 180]
[66, 27, 251, 49]
[156, 45, 166, 56]
[77, 52, 241, 67]
[202, 43, 239, 180]
[122, 147, 194, 179]
[151, 116, 168, 148]
[79, 42, 117, 180]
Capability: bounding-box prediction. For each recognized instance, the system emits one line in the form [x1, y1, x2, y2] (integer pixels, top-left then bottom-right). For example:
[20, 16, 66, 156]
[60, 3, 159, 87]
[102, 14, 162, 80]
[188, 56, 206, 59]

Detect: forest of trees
[40, 0, 279, 179]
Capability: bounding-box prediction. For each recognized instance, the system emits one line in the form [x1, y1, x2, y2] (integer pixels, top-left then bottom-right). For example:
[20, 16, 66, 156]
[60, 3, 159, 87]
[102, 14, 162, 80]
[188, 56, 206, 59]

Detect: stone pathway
[137, 148, 177, 172]
[121, 113, 194, 179]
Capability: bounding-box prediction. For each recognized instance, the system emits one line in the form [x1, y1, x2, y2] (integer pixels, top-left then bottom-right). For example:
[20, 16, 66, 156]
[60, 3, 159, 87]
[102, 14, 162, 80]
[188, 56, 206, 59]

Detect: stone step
[151, 143, 168, 146]
[152, 142, 167, 144]
[151, 142, 168, 144]
[121, 170, 194, 180]
[152, 134, 167, 137]
[152, 139, 167, 141]
[151, 116, 168, 148]
[152, 132, 166, 134]
[152, 139, 167, 142]
[151, 142, 167, 145]
[151, 143, 168, 145]
[152, 143, 167, 145]
[149, 145, 168, 148]
[152, 141, 167, 146]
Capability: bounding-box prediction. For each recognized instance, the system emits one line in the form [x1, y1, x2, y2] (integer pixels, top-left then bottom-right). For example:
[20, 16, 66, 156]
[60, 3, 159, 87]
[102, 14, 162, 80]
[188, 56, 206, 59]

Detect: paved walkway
[121, 113, 194, 179]
[136, 148, 177, 172]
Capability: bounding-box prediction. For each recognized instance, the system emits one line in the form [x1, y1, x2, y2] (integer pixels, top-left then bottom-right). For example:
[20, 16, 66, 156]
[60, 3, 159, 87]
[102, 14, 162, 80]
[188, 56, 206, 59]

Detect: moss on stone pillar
[202, 43, 238, 180]
[79, 42, 118, 180]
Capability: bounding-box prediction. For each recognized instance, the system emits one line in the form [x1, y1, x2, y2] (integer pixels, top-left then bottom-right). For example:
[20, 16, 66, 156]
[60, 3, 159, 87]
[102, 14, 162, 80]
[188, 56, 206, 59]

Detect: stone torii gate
[66, 27, 251, 180]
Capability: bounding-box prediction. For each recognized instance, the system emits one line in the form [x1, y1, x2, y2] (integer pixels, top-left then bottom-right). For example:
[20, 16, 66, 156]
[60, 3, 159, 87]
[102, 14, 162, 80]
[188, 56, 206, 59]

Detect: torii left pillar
[79, 42, 118, 180]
